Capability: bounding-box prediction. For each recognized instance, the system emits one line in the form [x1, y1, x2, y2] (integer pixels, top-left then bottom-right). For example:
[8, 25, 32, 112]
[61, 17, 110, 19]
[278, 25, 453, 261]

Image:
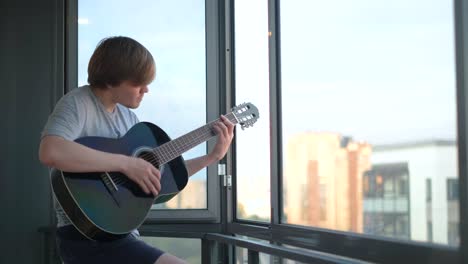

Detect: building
[166, 179, 207, 209]
[363, 162, 410, 240]
[283, 132, 371, 232]
[284, 133, 459, 246]
[370, 140, 459, 245]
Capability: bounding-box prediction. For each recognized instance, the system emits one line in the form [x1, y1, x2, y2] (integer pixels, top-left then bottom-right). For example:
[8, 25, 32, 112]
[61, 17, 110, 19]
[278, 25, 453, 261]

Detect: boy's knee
[154, 253, 188, 264]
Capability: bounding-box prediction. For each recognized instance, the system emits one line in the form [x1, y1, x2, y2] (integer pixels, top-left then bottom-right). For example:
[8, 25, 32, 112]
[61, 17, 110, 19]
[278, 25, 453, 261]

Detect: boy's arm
[39, 135, 127, 172]
[185, 154, 217, 177]
[185, 115, 234, 176]
[39, 135, 161, 196]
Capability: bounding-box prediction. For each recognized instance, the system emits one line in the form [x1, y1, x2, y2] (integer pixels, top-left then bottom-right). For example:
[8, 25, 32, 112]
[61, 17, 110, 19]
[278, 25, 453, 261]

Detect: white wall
[372, 142, 457, 244]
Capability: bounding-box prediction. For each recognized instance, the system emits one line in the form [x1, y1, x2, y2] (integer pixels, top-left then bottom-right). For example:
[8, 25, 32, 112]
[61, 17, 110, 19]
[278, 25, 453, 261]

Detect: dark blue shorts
[56, 225, 164, 264]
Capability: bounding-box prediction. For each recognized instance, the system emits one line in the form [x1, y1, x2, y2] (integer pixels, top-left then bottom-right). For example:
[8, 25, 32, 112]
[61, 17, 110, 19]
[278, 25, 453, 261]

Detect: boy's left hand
[210, 115, 234, 161]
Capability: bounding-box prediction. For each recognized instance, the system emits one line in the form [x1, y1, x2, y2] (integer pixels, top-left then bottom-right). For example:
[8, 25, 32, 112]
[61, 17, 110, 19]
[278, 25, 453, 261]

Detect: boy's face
[110, 80, 149, 109]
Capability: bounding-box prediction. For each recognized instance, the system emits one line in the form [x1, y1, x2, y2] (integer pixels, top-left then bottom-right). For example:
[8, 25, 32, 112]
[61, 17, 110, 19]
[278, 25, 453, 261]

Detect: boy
[39, 36, 234, 264]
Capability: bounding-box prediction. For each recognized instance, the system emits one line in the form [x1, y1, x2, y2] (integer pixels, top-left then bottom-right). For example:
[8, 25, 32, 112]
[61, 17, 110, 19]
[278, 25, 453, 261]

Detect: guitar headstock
[231, 102, 259, 130]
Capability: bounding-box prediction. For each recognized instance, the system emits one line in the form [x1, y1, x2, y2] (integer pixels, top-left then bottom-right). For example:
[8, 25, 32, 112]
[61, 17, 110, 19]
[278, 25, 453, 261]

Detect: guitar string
[111, 113, 240, 185]
[110, 114, 240, 186]
[111, 123, 215, 186]
[140, 113, 237, 164]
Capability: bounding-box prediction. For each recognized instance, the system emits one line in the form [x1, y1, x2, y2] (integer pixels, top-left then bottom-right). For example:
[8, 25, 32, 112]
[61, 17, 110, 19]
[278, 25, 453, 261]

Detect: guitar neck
[153, 112, 238, 165]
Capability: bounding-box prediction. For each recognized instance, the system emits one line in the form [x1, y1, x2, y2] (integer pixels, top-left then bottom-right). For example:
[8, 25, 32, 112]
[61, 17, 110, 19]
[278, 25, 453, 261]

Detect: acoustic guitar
[50, 102, 259, 241]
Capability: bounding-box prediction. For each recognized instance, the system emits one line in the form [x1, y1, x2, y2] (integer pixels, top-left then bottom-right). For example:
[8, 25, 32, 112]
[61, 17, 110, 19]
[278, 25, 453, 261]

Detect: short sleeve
[41, 94, 84, 141]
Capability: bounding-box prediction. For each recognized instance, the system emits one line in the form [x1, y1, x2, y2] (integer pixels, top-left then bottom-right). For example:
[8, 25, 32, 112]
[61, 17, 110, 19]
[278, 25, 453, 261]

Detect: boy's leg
[155, 253, 188, 264]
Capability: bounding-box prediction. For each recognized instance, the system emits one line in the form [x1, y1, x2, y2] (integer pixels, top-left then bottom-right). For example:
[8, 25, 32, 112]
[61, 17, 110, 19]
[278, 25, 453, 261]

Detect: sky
[234, 0, 457, 181]
[234, 0, 457, 219]
[78, 0, 208, 179]
[278, 0, 456, 145]
[77, 0, 457, 200]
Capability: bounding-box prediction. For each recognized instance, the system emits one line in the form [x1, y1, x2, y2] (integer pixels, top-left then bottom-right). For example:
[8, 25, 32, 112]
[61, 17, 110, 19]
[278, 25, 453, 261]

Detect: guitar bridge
[101, 172, 119, 192]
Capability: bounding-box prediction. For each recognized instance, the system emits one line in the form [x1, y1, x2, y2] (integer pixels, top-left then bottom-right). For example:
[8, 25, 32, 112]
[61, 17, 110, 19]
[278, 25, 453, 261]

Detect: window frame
[66, 0, 468, 262]
[145, 0, 223, 223]
[68, 0, 224, 224]
[229, 0, 468, 263]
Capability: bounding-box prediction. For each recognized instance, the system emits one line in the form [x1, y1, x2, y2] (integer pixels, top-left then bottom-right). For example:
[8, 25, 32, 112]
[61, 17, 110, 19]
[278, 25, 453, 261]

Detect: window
[397, 174, 408, 197]
[426, 179, 432, 202]
[447, 178, 459, 200]
[319, 184, 327, 222]
[65, 0, 468, 263]
[279, 0, 457, 247]
[447, 222, 459, 247]
[427, 221, 433, 242]
[76, 0, 224, 223]
[234, 0, 271, 222]
[78, 0, 207, 211]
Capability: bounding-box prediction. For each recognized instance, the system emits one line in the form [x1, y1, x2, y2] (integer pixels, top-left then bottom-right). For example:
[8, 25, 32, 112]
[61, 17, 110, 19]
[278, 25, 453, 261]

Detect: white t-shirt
[41, 85, 139, 227]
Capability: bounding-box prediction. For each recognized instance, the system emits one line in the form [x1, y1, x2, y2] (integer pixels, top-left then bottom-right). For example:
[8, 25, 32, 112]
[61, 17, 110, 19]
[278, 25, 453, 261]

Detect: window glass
[280, 0, 458, 246]
[234, 0, 271, 221]
[78, 0, 207, 209]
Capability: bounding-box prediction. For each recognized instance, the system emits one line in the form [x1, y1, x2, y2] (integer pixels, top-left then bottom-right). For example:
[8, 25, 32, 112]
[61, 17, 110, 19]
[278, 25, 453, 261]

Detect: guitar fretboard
[152, 112, 238, 165]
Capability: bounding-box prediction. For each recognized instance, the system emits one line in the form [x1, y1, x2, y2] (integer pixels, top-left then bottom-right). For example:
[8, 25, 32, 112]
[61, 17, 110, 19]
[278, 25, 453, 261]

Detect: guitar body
[51, 122, 188, 241]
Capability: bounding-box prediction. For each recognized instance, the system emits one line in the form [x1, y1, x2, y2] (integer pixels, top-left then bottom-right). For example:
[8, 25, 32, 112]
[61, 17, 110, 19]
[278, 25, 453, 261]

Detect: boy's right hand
[121, 156, 161, 197]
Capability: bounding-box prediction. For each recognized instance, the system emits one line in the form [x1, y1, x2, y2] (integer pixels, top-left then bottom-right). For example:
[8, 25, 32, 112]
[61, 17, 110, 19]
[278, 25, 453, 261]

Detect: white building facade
[370, 140, 458, 245]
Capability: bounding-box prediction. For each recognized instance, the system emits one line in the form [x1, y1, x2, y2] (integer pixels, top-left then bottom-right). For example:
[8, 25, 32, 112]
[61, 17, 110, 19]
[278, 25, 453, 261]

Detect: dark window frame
[229, 0, 468, 263]
[69, 0, 224, 224]
[66, 0, 468, 263]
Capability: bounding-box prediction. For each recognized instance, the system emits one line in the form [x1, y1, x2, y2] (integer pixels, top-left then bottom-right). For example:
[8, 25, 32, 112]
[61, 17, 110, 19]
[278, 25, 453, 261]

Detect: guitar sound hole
[138, 151, 160, 169]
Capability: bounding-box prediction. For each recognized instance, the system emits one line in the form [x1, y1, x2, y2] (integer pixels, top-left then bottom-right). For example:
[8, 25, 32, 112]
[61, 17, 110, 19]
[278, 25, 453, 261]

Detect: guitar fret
[153, 112, 238, 165]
